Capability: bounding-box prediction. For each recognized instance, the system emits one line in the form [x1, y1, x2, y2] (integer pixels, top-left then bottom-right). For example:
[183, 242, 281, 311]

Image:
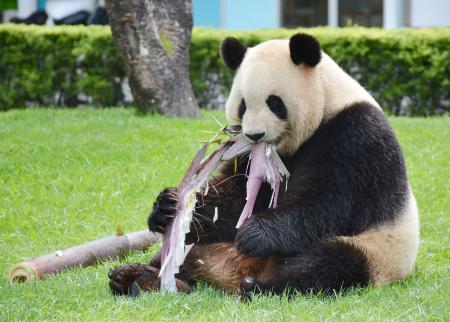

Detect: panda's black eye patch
[238, 99, 246, 119]
[266, 95, 287, 119]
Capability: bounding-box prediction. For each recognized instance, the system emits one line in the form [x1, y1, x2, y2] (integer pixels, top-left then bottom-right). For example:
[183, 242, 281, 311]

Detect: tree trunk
[105, 0, 200, 117]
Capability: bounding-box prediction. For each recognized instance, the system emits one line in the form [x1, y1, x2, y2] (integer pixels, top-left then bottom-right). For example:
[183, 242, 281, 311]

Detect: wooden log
[8, 230, 161, 284]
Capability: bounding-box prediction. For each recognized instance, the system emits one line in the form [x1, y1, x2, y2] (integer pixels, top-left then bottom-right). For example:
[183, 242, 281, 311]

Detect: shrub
[0, 25, 449, 115]
[0, 25, 125, 109]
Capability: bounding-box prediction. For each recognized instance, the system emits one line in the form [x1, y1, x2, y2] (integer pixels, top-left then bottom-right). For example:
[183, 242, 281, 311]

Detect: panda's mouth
[224, 124, 282, 146]
[270, 136, 283, 146]
[245, 134, 281, 146]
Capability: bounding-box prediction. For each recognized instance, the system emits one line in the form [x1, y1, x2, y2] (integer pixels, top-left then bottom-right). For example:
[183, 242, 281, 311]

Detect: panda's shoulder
[289, 101, 405, 174]
[330, 102, 392, 134]
[287, 101, 408, 222]
[307, 101, 399, 152]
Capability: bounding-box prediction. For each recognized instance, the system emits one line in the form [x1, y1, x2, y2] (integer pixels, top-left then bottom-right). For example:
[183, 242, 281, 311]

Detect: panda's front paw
[235, 217, 276, 257]
[147, 187, 179, 234]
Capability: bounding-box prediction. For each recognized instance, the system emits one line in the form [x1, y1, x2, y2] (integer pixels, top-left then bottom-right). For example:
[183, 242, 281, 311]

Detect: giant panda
[108, 33, 420, 297]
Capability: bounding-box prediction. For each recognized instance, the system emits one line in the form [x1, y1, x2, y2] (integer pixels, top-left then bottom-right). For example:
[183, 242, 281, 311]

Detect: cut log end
[8, 262, 39, 284]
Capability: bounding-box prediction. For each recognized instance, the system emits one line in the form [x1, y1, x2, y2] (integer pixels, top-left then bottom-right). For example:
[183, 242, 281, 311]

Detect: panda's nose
[245, 132, 265, 142]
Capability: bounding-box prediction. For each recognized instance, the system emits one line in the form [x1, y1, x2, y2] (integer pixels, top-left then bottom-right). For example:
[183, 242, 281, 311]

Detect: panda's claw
[148, 187, 179, 233]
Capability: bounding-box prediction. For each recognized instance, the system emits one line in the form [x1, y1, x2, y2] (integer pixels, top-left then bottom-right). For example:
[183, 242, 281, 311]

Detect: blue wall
[37, 0, 46, 10]
[193, 0, 221, 28]
[225, 0, 279, 30]
[193, 0, 280, 30]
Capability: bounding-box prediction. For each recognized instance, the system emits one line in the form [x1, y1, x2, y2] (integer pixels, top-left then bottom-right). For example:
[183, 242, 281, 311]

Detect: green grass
[0, 109, 448, 321]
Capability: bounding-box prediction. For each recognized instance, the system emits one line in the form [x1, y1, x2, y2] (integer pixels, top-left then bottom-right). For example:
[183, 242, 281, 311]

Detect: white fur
[319, 53, 380, 120]
[225, 39, 378, 155]
[224, 37, 419, 284]
[339, 189, 419, 284]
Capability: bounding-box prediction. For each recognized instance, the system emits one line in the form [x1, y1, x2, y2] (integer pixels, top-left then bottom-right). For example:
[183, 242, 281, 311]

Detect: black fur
[151, 102, 408, 248]
[244, 240, 370, 296]
[148, 155, 253, 244]
[266, 95, 288, 119]
[238, 99, 246, 119]
[236, 102, 408, 256]
[289, 33, 321, 67]
[147, 101, 407, 294]
[147, 187, 178, 234]
[150, 103, 408, 250]
[108, 263, 144, 297]
[221, 37, 247, 70]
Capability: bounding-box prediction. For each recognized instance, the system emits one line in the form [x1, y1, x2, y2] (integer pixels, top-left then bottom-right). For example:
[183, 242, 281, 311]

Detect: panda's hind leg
[241, 239, 371, 297]
[178, 242, 277, 294]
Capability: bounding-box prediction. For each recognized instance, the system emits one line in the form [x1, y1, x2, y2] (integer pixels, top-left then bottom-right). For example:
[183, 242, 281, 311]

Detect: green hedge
[1, 25, 449, 115]
[0, 25, 124, 108]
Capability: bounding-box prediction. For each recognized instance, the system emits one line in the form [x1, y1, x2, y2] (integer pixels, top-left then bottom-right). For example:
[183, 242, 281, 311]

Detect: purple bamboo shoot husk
[159, 141, 234, 292]
[236, 177, 263, 228]
[159, 134, 289, 292]
[222, 134, 252, 161]
[236, 143, 290, 228]
[235, 142, 267, 228]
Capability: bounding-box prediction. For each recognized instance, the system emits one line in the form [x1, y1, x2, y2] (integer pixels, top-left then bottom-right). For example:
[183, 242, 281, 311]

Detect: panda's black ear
[221, 37, 247, 70]
[289, 33, 321, 67]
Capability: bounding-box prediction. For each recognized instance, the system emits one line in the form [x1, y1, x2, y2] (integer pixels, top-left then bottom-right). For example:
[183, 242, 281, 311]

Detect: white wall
[328, 0, 338, 27]
[410, 0, 450, 27]
[46, 0, 96, 20]
[16, 0, 97, 20]
[3, 10, 18, 22]
[383, 0, 403, 28]
[17, 0, 36, 18]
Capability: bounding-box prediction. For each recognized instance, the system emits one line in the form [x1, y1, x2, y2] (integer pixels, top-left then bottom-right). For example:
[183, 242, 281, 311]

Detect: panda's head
[222, 34, 325, 155]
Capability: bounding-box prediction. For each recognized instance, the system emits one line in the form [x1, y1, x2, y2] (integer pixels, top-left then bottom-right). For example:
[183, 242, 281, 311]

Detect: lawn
[0, 108, 448, 321]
